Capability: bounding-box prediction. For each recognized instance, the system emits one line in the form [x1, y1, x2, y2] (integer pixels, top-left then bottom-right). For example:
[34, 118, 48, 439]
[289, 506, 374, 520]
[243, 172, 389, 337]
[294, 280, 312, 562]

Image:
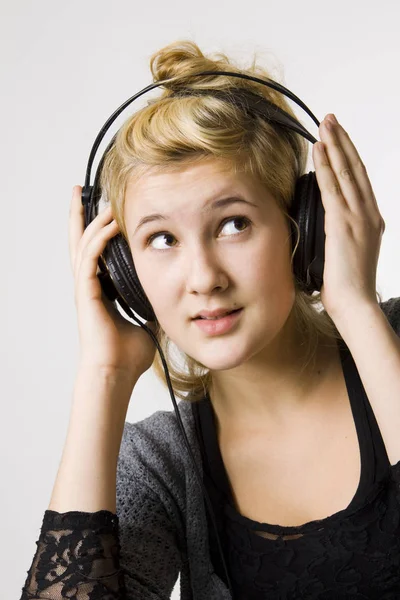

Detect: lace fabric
[20, 510, 125, 600]
[224, 462, 400, 599]
[19, 418, 184, 600]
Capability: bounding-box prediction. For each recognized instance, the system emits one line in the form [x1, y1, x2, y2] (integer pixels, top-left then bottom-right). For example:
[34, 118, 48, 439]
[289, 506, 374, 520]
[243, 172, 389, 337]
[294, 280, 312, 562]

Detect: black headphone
[81, 70, 325, 597]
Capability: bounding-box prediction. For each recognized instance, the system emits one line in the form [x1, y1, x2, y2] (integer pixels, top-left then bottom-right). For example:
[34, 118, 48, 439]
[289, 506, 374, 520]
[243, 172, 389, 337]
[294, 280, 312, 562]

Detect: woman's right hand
[69, 185, 158, 381]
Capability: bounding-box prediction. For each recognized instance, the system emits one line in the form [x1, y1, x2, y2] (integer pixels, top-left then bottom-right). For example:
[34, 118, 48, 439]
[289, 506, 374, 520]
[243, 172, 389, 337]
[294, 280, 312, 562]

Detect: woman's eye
[146, 216, 251, 251]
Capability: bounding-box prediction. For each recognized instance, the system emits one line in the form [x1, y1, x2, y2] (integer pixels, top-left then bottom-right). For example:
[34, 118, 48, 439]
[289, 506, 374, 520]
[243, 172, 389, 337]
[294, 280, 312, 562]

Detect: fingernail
[328, 114, 338, 124]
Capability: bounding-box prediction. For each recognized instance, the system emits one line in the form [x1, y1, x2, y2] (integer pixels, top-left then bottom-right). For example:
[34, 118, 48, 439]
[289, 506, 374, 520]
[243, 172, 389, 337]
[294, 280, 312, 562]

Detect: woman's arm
[20, 366, 182, 599]
[48, 365, 137, 513]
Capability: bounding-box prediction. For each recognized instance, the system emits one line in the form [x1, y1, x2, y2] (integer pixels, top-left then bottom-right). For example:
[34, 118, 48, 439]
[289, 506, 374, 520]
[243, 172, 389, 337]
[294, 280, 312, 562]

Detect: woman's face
[124, 157, 296, 372]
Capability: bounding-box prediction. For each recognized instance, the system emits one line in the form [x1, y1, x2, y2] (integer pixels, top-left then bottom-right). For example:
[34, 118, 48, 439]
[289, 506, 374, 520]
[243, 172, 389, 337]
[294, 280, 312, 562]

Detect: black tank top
[191, 338, 400, 599]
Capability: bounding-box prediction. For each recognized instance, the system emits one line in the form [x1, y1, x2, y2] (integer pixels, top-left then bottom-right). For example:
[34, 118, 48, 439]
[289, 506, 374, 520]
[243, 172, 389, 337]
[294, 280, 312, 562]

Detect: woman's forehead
[126, 157, 259, 198]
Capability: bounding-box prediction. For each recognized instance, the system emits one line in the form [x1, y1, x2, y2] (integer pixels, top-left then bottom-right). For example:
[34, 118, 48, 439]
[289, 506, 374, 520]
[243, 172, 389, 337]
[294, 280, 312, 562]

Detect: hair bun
[150, 40, 203, 81]
[149, 39, 243, 91]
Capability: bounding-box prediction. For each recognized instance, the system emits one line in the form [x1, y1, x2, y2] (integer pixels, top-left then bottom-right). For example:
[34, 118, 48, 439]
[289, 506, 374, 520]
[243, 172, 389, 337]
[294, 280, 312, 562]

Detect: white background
[2, 1, 399, 598]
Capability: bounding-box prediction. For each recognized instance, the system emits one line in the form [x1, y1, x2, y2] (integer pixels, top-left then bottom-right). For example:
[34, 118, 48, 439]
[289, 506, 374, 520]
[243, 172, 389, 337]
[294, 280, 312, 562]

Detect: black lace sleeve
[20, 509, 126, 599]
[19, 420, 184, 600]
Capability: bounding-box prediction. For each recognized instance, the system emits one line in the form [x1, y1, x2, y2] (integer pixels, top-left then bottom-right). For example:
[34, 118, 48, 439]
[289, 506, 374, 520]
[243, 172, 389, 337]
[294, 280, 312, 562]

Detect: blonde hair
[99, 40, 382, 402]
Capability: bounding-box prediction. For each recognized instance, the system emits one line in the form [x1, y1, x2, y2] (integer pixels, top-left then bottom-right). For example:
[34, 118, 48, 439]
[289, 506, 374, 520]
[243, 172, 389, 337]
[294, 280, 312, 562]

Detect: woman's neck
[208, 334, 341, 430]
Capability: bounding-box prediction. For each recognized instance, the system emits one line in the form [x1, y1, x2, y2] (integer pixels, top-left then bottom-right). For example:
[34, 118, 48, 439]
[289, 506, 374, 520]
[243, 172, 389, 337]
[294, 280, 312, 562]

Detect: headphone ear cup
[83, 180, 157, 322]
[101, 234, 157, 322]
[290, 171, 326, 294]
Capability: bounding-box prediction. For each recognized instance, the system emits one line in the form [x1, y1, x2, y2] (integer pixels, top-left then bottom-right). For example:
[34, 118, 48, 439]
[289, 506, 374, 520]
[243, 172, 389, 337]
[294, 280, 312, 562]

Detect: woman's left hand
[312, 114, 385, 323]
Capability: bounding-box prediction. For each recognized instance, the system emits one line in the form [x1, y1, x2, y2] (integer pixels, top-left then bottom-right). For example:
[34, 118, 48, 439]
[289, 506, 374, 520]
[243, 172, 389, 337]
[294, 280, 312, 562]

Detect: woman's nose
[184, 248, 228, 294]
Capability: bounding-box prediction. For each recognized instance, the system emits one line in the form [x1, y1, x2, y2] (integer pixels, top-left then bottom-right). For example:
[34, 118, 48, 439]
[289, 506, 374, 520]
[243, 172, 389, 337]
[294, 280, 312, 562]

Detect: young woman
[20, 40, 400, 599]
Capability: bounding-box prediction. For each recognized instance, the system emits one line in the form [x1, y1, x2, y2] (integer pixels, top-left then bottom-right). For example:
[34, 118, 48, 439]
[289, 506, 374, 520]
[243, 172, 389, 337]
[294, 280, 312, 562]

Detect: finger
[318, 117, 379, 216]
[75, 217, 119, 290]
[77, 204, 115, 272]
[69, 186, 85, 274]
[69, 186, 114, 274]
[312, 139, 346, 220]
[314, 119, 360, 216]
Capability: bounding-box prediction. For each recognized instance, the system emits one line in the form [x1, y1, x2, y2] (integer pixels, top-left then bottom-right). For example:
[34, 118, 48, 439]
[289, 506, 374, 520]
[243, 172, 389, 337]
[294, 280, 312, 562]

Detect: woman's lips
[193, 308, 243, 336]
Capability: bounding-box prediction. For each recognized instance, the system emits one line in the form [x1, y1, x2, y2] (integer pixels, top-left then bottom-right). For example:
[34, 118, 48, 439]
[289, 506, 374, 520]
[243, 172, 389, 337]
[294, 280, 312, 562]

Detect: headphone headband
[82, 70, 321, 201]
[168, 86, 318, 144]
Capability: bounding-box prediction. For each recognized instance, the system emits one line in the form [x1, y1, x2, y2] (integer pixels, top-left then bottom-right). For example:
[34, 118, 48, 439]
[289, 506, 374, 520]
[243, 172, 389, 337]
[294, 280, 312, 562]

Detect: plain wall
[1, 0, 399, 597]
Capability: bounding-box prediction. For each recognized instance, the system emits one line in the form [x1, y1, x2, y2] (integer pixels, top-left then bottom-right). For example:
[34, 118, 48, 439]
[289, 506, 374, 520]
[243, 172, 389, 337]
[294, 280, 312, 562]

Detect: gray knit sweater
[19, 297, 400, 600]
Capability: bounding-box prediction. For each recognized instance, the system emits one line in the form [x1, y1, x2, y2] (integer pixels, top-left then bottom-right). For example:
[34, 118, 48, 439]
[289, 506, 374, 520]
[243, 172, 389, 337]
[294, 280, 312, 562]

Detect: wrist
[77, 361, 141, 388]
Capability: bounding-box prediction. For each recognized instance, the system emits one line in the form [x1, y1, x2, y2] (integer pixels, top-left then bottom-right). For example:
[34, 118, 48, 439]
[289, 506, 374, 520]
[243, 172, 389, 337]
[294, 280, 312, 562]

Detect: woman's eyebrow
[133, 196, 258, 236]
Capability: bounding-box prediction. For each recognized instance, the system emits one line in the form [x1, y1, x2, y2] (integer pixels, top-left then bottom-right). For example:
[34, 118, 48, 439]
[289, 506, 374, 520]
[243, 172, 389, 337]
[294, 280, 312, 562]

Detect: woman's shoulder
[118, 400, 200, 498]
[122, 399, 195, 449]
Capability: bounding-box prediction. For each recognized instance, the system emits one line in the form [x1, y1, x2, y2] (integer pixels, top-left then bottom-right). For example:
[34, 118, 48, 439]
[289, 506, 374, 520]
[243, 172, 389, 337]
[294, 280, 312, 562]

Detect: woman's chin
[191, 349, 249, 372]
